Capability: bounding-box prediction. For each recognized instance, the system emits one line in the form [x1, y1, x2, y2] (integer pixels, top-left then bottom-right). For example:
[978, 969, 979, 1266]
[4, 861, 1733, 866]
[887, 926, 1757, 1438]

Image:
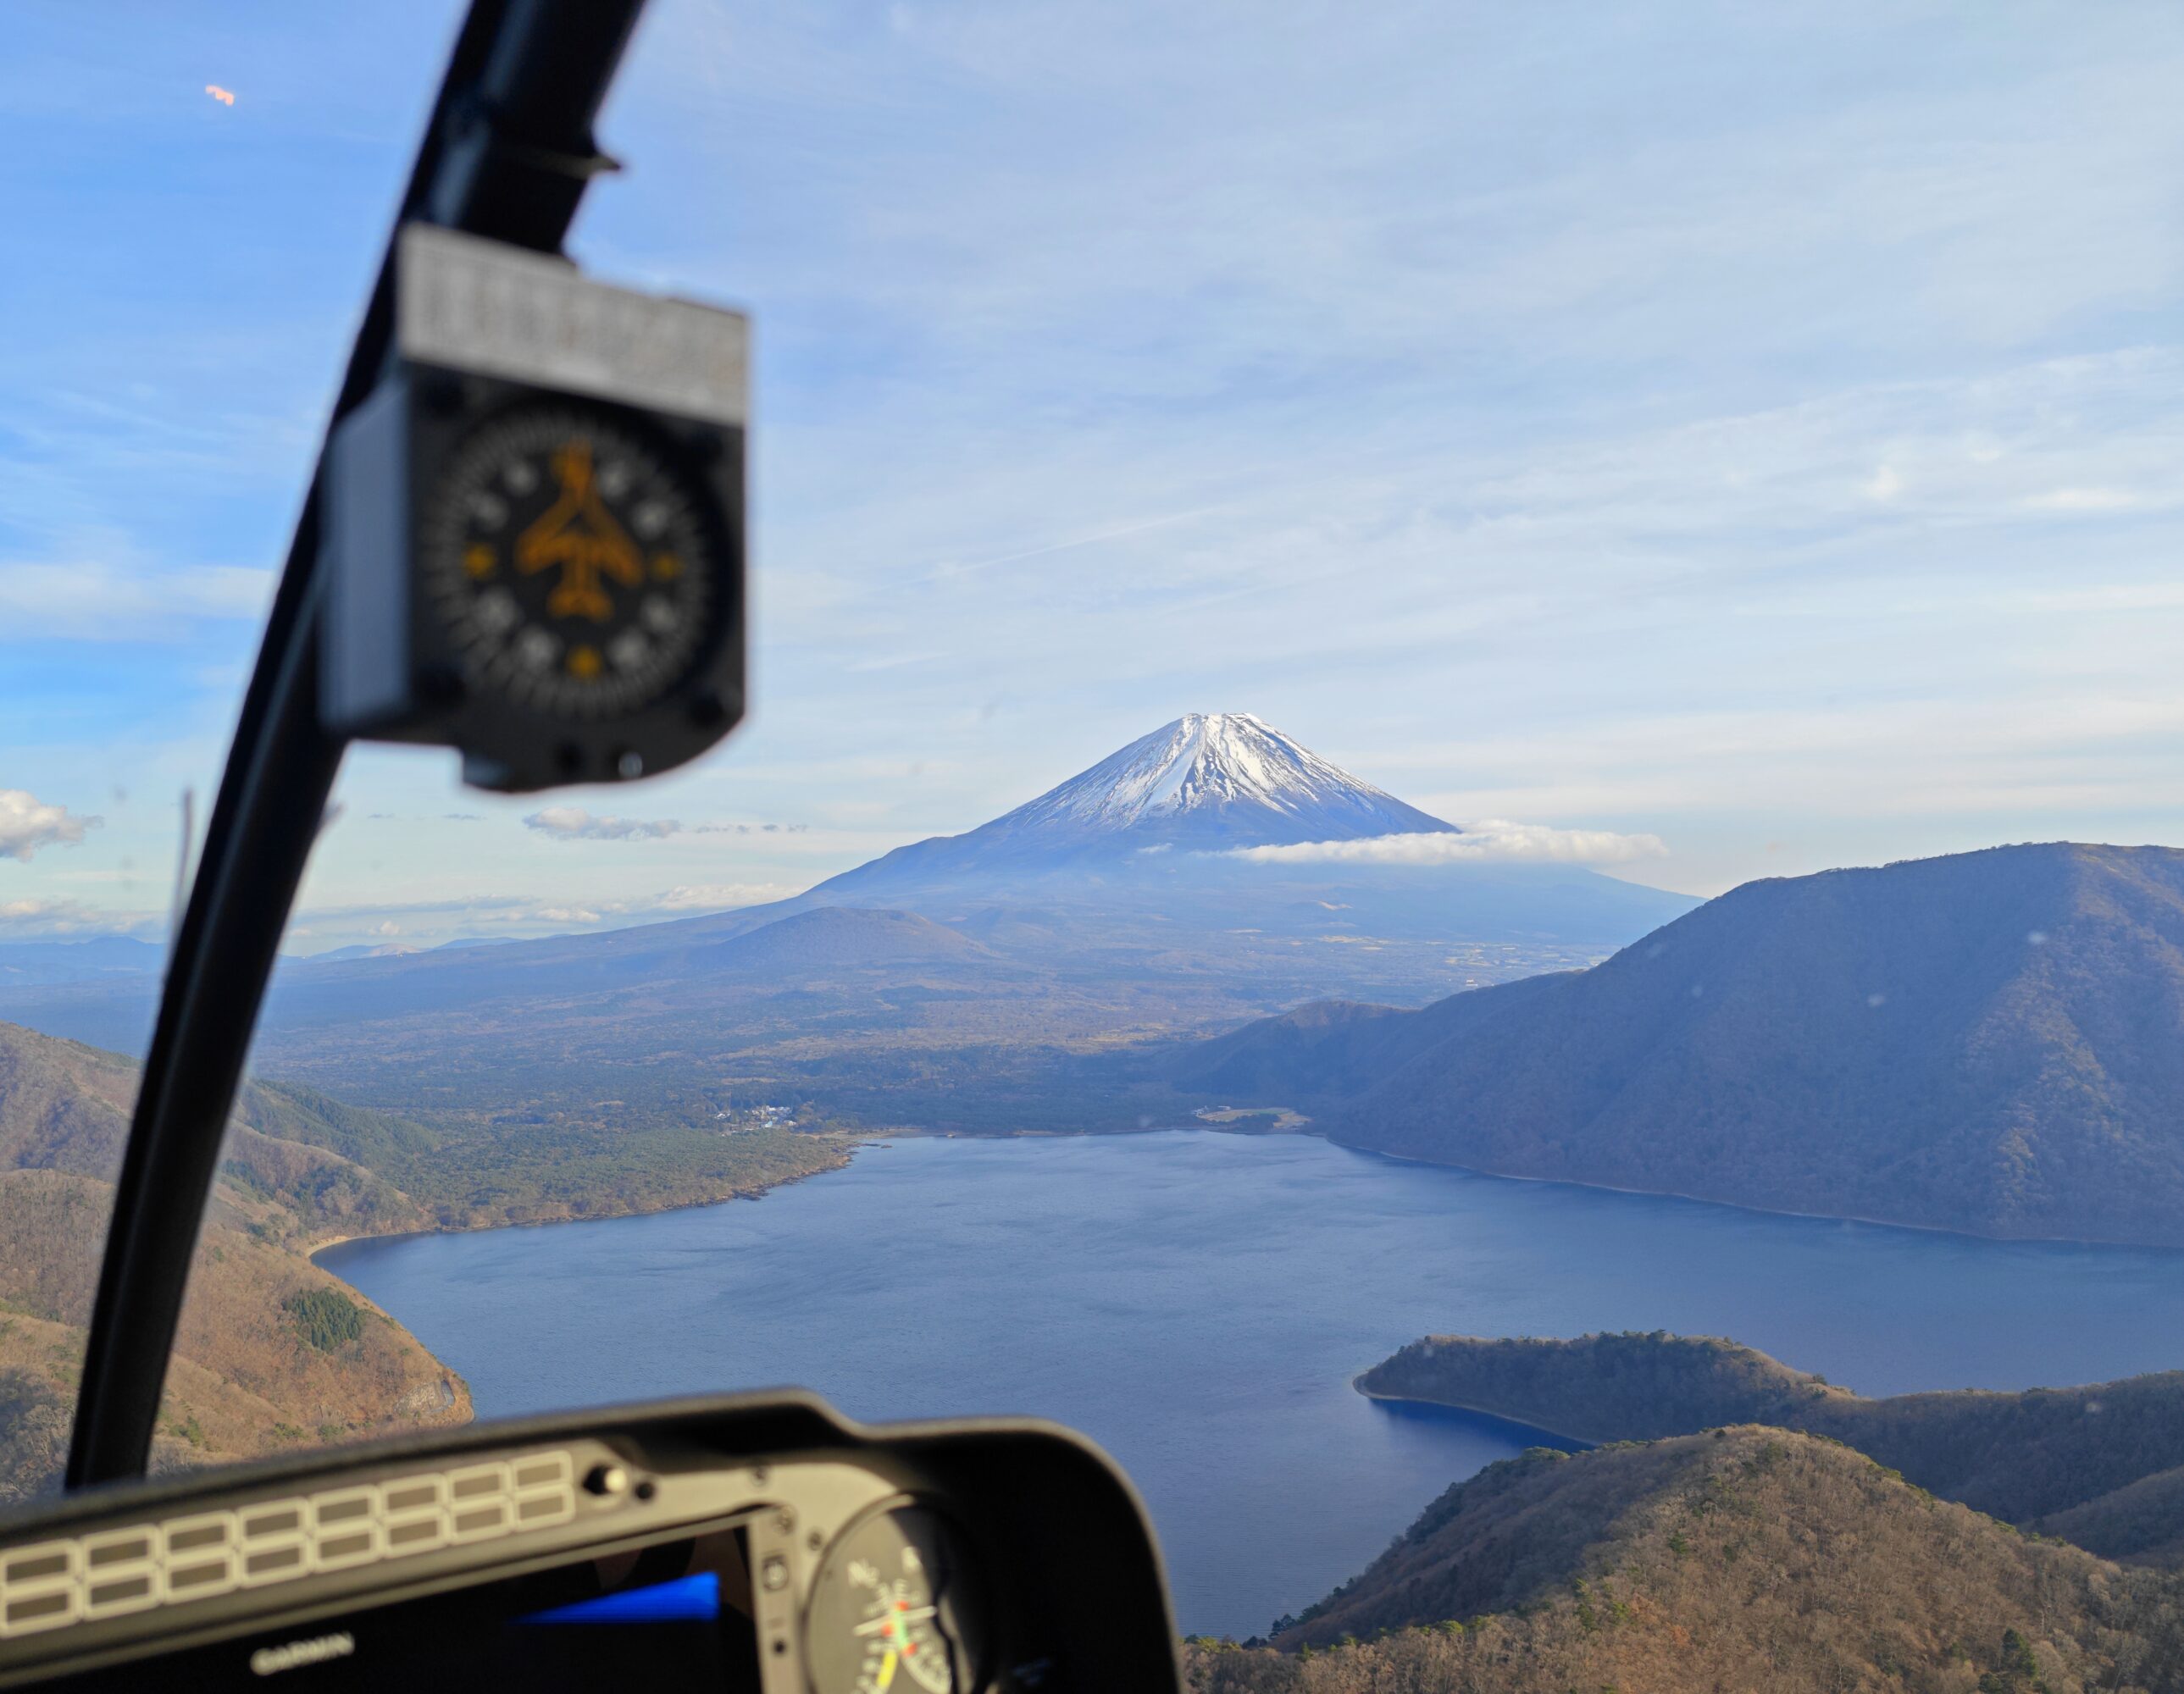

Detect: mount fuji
[757, 713, 1696, 983]
[816, 712, 1458, 889]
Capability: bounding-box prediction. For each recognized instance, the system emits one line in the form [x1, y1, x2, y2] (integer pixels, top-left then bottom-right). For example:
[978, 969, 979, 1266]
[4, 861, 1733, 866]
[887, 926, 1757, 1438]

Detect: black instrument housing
[4, 1393, 1182, 1694]
[322, 364, 747, 793]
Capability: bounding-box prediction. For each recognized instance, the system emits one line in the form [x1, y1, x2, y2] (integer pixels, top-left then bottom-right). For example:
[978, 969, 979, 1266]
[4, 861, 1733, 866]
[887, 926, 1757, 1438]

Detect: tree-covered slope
[1188, 844, 2184, 1246]
[0, 1017, 853, 1503]
[1358, 1331, 2184, 1563]
[0, 1025, 473, 1504]
[1187, 1429, 2184, 1692]
[1359, 1331, 1856, 1443]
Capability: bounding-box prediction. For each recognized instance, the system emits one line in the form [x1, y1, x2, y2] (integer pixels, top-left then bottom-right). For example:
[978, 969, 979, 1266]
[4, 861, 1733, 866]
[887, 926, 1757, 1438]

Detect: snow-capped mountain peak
[816, 716, 1458, 895]
[999, 713, 1450, 840]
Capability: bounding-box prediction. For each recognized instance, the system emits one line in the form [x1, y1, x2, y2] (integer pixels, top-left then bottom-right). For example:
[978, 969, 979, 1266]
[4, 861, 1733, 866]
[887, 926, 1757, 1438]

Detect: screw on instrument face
[751, 1465, 768, 1486]
[807, 1530, 823, 1551]
[761, 1555, 790, 1592]
[773, 1506, 795, 1533]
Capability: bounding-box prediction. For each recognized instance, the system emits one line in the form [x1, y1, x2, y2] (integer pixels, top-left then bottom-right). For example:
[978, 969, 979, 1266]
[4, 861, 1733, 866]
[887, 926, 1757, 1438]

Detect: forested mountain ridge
[1185, 1429, 2184, 1692]
[1359, 1331, 2184, 1564]
[0, 1019, 851, 1503]
[1176, 843, 2184, 1246]
[0, 1022, 468, 1502]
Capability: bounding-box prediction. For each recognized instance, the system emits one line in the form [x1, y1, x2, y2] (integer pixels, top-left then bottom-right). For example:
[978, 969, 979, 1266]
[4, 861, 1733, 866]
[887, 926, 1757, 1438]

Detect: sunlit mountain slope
[1186, 1428, 2184, 1691]
[1176, 843, 2184, 1245]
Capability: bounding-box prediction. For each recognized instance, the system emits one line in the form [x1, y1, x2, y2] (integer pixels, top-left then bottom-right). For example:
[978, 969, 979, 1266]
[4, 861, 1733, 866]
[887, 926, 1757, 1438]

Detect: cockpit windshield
[7, 5, 2184, 1689]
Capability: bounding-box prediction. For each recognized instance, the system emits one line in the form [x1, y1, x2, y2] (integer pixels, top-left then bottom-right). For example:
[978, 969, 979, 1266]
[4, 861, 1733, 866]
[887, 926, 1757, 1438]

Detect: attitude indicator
[322, 225, 746, 791]
[423, 406, 716, 718]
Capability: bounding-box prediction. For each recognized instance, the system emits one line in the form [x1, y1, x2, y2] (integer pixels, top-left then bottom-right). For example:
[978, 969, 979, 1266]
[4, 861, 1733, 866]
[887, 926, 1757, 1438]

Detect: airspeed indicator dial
[805, 1503, 982, 1694]
[420, 404, 715, 720]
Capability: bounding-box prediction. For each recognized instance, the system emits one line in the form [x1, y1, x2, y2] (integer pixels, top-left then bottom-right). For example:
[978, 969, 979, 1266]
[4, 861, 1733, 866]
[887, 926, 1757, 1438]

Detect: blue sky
[5, 0, 2183, 950]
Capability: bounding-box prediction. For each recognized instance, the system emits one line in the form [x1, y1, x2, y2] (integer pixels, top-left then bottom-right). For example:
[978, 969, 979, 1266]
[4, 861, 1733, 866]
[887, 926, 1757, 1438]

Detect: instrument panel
[0, 1392, 1178, 1693]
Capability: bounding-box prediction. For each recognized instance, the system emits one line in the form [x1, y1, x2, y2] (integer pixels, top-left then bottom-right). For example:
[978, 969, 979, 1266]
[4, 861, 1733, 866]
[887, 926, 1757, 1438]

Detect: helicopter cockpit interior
[19, 3, 2177, 1691]
[0, 1392, 1173, 1691]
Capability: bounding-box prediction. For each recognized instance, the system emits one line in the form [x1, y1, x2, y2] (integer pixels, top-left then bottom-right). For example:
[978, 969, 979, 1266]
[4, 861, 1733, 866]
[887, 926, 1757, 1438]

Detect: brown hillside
[1359, 1332, 2184, 1564]
[0, 1167, 468, 1508]
[1188, 1430, 2184, 1693]
[0, 1024, 138, 1175]
[0, 1010, 852, 1506]
[0, 1024, 468, 1509]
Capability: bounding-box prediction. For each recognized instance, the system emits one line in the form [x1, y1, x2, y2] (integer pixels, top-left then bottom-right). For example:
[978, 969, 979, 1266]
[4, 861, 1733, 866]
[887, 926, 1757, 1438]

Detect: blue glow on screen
[525, 1570, 721, 1625]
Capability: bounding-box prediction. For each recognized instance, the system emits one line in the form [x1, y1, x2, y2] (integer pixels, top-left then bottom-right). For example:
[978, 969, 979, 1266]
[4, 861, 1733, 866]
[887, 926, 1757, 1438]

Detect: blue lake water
[320, 1131, 2184, 1638]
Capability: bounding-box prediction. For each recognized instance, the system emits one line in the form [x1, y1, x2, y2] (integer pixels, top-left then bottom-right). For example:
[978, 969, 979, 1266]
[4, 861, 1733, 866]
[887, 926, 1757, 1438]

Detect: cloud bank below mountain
[1221, 822, 1668, 866]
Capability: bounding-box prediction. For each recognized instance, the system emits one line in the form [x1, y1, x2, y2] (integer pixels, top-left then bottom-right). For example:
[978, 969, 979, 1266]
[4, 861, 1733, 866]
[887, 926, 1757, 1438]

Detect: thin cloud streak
[279, 880, 801, 954]
[522, 808, 812, 842]
[0, 896, 154, 935]
[524, 807, 679, 842]
[1223, 822, 1669, 867]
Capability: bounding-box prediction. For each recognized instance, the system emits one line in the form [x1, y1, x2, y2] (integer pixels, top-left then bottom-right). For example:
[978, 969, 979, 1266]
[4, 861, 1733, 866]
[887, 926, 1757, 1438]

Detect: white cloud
[449, 883, 796, 922]
[519, 808, 809, 842]
[0, 897, 152, 935]
[524, 807, 680, 842]
[0, 789, 101, 861]
[280, 881, 803, 953]
[647, 883, 800, 911]
[1223, 822, 1669, 867]
[536, 906, 601, 924]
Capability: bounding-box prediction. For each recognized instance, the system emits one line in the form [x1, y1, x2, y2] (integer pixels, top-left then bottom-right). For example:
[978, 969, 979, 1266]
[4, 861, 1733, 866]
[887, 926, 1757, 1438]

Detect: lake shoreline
[1338, 1136, 2184, 1254]
[309, 1132, 868, 1268]
[308, 1115, 2184, 1282]
[1354, 1381, 1602, 1450]
[307, 1117, 1292, 1270]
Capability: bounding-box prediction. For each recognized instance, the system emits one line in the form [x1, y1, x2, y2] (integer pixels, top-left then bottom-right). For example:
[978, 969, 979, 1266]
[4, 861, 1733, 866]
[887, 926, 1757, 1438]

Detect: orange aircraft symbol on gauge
[515, 438, 644, 622]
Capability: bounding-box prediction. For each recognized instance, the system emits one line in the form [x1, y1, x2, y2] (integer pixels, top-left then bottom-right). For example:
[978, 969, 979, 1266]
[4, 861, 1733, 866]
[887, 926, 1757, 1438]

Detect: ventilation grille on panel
[0, 1450, 577, 1641]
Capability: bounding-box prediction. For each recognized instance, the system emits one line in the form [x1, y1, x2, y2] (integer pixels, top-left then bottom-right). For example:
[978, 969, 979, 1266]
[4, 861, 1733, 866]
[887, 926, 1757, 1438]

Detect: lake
[320, 1131, 2184, 1638]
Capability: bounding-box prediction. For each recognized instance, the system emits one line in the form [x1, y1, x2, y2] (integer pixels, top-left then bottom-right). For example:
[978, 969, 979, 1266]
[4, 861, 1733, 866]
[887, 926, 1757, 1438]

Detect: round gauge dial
[805, 1503, 981, 1694]
[420, 402, 717, 720]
